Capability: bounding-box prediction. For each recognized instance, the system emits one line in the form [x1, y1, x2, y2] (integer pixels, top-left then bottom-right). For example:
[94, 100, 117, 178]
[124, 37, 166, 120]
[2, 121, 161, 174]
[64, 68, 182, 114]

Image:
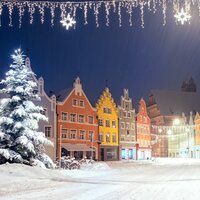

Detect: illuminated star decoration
[60, 14, 76, 30]
[174, 8, 191, 25]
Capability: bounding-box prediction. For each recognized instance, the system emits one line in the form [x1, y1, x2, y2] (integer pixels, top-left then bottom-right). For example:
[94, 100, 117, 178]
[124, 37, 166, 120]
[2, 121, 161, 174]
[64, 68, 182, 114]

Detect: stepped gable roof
[96, 87, 118, 114]
[150, 89, 200, 116]
[56, 88, 73, 102]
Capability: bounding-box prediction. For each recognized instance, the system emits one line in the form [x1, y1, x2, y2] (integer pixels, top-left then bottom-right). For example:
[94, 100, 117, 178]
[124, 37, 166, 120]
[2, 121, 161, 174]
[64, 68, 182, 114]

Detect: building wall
[118, 89, 136, 160]
[25, 58, 57, 161]
[96, 88, 119, 161]
[137, 98, 152, 160]
[57, 77, 99, 160]
[147, 96, 168, 157]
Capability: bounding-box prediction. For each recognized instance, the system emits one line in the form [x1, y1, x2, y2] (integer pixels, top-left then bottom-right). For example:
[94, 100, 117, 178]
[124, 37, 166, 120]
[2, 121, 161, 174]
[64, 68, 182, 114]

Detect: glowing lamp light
[167, 129, 173, 135]
[174, 8, 191, 25]
[173, 118, 180, 125]
[158, 128, 162, 133]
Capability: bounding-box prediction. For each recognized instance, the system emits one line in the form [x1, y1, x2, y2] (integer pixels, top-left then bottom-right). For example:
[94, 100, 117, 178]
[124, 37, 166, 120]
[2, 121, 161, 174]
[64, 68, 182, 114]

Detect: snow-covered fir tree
[0, 49, 54, 168]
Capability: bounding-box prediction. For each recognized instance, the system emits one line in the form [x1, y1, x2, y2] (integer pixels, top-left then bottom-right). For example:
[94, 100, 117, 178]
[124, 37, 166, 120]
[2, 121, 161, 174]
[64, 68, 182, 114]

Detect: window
[70, 130, 77, 139]
[127, 112, 131, 118]
[72, 99, 78, 106]
[99, 133, 103, 142]
[62, 129, 68, 138]
[88, 116, 94, 124]
[112, 120, 116, 128]
[106, 133, 110, 142]
[79, 100, 84, 107]
[45, 126, 51, 137]
[70, 114, 77, 122]
[121, 122, 125, 129]
[121, 136, 125, 141]
[88, 131, 94, 141]
[79, 130, 85, 140]
[112, 133, 116, 143]
[125, 103, 129, 109]
[41, 108, 47, 116]
[98, 118, 103, 126]
[126, 123, 130, 130]
[103, 107, 107, 113]
[78, 115, 84, 123]
[123, 111, 127, 117]
[61, 112, 67, 121]
[106, 119, 110, 127]
[107, 108, 112, 114]
[131, 123, 135, 130]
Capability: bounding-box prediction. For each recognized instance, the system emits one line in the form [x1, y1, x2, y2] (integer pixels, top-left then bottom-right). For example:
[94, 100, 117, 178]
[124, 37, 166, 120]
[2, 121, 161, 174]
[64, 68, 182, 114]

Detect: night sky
[1, 3, 200, 107]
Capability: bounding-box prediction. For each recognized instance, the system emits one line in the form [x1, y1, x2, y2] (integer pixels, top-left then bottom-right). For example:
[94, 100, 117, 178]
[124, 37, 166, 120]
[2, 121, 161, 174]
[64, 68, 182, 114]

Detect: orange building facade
[136, 98, 152, 160]
[57, 77, 99, 160]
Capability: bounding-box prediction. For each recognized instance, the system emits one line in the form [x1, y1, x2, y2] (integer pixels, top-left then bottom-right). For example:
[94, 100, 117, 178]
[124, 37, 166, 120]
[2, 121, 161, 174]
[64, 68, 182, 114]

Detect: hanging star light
[174, 8, 191, 25]
[60, 14, 76, 30]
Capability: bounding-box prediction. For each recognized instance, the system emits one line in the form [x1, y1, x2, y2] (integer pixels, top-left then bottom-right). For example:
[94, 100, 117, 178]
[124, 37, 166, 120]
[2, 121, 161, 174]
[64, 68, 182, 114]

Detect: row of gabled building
[3, 58, 200, 161]
[23, 58, 152, 161]
[25, 58, 200, 160]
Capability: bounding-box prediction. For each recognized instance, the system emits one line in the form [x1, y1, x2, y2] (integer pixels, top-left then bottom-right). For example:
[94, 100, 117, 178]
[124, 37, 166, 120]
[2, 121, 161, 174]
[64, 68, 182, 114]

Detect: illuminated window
[106, 133, 110, 142]
[112, 120, 116, 128]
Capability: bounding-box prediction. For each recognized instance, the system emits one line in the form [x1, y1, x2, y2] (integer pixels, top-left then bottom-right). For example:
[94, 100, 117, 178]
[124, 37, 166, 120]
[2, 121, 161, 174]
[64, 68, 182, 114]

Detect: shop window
[121, 149, 126, 159]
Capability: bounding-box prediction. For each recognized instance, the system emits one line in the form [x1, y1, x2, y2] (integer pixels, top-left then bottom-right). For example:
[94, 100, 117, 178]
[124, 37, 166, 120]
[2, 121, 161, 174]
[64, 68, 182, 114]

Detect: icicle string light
[0, 0, 199, 28]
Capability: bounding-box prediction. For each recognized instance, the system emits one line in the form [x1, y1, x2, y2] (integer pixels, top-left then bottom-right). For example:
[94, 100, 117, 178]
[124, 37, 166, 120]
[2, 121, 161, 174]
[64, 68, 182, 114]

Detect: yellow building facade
[96, 88, 119, 161]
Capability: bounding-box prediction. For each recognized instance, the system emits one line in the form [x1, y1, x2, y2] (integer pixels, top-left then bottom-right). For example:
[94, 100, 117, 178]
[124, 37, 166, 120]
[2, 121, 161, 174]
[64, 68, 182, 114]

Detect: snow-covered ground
[1, 158, 200, 200]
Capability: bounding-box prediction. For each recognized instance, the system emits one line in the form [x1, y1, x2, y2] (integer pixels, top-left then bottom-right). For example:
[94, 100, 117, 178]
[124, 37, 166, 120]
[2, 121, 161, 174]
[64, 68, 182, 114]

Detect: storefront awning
[61, 143, 95, 151]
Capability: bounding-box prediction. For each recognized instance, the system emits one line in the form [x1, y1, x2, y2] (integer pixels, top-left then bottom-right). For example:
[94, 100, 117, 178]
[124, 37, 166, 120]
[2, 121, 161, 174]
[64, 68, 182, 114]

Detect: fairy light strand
[0, 0, 199, 29]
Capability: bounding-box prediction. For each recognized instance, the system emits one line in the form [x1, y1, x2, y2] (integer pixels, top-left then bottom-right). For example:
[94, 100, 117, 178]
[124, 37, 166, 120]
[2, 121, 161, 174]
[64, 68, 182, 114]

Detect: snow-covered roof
[150, 89, 200, 116]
